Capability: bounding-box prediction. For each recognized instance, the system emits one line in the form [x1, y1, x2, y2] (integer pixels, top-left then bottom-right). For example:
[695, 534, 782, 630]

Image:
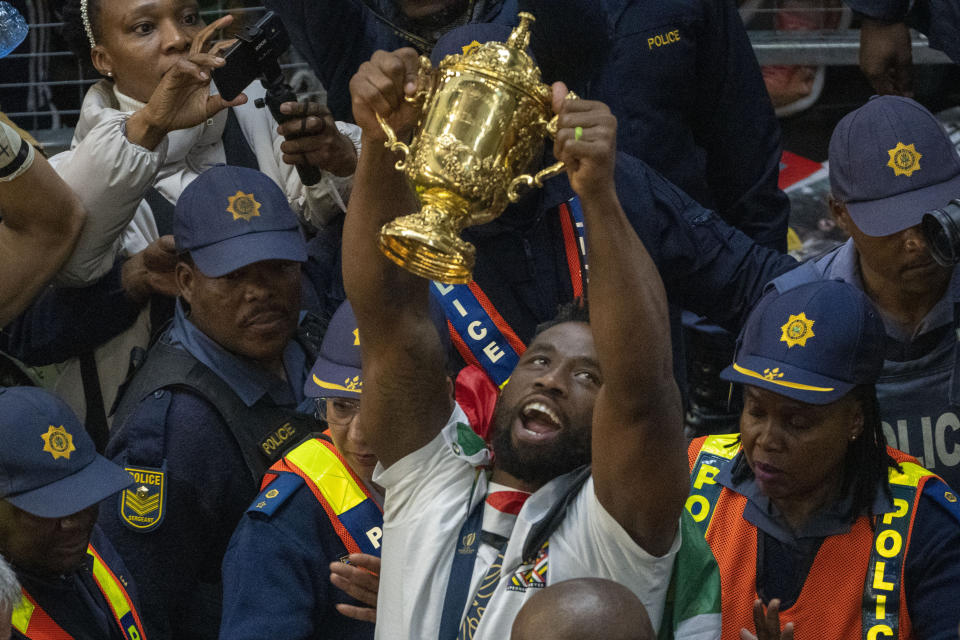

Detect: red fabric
[558, 202, 584, 298]
[455, 365, 499, 441]
[13, 590, 72, 639]
[448, 320, 484, 374]
[778, 151, 824, 190]
[465, 282, 527, 357]
[486, 490, 531, 515]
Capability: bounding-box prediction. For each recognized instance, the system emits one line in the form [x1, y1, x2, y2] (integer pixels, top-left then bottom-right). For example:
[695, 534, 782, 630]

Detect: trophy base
[379, 207, 477, 284]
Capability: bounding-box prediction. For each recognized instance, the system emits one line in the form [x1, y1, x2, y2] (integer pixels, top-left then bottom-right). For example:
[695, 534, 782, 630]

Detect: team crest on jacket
[780, 312, 815, 348]
[886, 142, 922, 177]
[226, 191, 262, 221]
[119, 464, 166, 532]
[507, 541, 549, 592]
[41, 425, 76, 460]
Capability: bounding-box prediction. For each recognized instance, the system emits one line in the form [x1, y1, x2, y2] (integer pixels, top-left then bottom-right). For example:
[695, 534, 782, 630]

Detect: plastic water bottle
[0, 2, 28, 59]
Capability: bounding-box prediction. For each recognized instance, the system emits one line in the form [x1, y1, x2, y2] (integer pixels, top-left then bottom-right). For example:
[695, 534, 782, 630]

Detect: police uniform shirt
[99, 304, 313, 640]
[371, 403, 680, 640]
[220, 473, 380, 640]
[166, 301, 308, 410]
[11, 526, 141, 640]
[717, 454, 960, 638]
[593, 0, 789, 250]
[815, 239, 960, 488]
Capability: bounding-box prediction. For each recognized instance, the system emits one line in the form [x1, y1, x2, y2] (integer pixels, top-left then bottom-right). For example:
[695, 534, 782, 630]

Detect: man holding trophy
[342, 19, 722, 640]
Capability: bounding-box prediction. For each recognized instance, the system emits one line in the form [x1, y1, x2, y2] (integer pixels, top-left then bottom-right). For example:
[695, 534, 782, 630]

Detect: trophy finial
[508, 12, 536, 51]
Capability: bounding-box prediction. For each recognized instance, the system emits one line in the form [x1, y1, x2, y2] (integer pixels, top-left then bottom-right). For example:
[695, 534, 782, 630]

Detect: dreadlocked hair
[60, 0, 102, 73]
[730, 384, 900, 526]
[533, 297, 589, 337]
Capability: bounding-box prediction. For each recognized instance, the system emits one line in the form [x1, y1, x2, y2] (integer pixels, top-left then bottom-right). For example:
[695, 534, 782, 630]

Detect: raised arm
[342, 49, 452, 468]
[845, 0, 914, 95]
[552, 85, 687, 555]
[0, 131, 86, 327]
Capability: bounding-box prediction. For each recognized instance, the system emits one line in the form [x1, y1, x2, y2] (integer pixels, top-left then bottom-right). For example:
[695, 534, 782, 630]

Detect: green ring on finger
[574, 126, 583, 141]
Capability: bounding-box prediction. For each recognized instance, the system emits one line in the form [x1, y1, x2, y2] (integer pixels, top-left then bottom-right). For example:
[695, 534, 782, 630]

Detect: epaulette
[923, 478, 960, 525]
[246, 471, 304, 518]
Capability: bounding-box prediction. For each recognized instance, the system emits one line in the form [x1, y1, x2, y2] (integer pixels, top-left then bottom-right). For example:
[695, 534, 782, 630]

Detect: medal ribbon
[432, 198, 587, 387]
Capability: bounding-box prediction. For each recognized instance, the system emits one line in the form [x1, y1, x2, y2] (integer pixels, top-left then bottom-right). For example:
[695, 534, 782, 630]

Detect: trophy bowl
[376, 12, 570, 284]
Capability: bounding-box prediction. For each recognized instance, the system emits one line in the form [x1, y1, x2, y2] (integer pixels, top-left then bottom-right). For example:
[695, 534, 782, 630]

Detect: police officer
[98, 165, 323, 640]
[687, 279, 960, 638]
[220, 301, 381, 639]
[0, 387, 146, 640]
[771, 95, 960, 491]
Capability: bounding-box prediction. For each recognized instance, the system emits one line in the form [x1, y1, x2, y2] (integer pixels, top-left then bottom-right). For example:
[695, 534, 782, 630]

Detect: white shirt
[373, 403, 681, 639]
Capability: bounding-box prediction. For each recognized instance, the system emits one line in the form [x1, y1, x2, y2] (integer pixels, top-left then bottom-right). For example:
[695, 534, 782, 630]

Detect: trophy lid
[439, 13, 550, 103]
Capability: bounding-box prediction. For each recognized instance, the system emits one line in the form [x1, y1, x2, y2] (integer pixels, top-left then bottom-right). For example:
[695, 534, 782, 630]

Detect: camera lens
[922, 199, 960, 267]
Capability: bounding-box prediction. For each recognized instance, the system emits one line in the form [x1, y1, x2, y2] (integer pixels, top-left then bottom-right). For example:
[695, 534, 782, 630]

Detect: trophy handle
[375, 55, 434, 171]
[376, 113, 411, 171]
[405, 55, 434, 105]
[506, 91, 580, 203]
[507, 161, 566, 202]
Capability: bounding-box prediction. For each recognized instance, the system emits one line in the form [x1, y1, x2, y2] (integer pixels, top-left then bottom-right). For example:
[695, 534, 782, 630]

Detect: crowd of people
[1, 0, 960, 638]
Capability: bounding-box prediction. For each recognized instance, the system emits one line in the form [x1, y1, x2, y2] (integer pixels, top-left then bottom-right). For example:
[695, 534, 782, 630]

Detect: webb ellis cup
[376, 12, 572, 284]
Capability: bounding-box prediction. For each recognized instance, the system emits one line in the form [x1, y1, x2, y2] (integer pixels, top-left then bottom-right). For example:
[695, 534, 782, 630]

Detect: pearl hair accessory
[81, 0, 96, 48]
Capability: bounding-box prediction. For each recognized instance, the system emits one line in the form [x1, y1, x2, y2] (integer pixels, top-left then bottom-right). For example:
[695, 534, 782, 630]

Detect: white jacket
[45, 79, 360, 424]
[51, 79, 360, 285]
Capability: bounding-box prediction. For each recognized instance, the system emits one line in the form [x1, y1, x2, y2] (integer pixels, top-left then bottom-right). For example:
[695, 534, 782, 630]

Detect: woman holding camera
[57, 0, 359, 282]
[687, 279, 960, 639]
[32, 0, 360, 428]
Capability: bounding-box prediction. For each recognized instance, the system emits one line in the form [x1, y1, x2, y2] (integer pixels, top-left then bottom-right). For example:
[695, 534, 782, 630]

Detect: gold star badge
[461, 40, 482, 55]
[226, 191, 262, 221]
[41, 425, 76, 460]
[780, 312, 815, 348]
[887, 142, 922, 177]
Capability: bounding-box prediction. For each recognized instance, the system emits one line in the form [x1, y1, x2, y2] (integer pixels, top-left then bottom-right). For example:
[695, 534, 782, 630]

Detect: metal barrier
[0, 1, 954, 150]
[0, 2, 320, 153]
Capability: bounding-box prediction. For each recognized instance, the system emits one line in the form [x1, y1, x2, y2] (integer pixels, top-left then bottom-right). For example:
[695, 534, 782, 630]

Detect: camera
[210, 11, 322, 186]
[921, 199, 960, 266]
[212, 12, 289, 101]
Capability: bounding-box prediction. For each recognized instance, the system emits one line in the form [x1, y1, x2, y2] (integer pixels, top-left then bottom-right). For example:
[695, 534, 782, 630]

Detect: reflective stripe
[685, 436, 739, 535]
[699, 433, 740, 460]
[285, 438, 367, 514]
[688, 436, 931, 639]
[12, 545, 146, 640]
[88, 546, 147, 640]
[11, 592, 71, 640]
[279, 438, 384, 556]
[861, 461, 932, 640]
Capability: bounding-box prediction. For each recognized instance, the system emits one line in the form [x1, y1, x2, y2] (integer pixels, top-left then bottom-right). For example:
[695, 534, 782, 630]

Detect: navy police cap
[0, 387, 133, 518]
[174, 165, 307, 277]
[306, 301, 363, 399]
[721, 280, 886, 405]
[829, 95, 960, 237]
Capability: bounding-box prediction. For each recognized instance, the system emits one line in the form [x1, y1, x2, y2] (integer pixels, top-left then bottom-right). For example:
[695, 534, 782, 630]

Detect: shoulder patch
[247, 471, 304, 518]
[119, 463, 167, 533]
[923, 478, 960, 525]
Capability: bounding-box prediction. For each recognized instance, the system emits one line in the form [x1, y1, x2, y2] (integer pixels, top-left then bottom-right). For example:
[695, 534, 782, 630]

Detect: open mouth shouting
[515, 399, 564, 444]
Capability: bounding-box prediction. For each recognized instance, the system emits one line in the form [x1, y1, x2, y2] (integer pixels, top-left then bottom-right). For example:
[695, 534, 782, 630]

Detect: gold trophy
[376, 12, 571, 284]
